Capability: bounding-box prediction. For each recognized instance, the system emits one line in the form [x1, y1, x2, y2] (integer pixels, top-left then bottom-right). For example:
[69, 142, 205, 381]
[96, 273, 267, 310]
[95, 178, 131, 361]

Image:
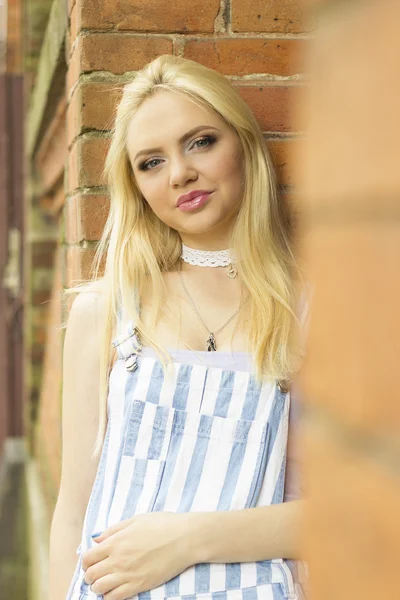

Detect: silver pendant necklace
[178, 266, 248, 351]
[181, 243, 237, 279]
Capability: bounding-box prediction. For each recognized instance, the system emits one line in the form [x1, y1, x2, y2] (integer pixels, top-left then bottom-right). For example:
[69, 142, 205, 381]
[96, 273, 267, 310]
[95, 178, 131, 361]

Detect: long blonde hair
[68, 55, 303, 454]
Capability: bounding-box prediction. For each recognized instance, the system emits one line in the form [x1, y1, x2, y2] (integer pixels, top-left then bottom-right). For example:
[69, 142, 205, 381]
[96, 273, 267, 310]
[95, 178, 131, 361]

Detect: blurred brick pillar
[295, 1, 400, 598]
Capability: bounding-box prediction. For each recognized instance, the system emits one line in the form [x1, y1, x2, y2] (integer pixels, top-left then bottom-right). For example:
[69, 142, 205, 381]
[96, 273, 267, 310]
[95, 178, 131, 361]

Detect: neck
[179, 210, 238, 250]
[182, 243, 233, 253]
[180, 234, 231, 251]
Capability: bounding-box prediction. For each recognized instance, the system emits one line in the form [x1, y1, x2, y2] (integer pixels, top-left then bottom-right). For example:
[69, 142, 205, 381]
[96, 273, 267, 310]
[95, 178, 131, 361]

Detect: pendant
[206, 333, 217, 352]
[227, 264, 237, 279]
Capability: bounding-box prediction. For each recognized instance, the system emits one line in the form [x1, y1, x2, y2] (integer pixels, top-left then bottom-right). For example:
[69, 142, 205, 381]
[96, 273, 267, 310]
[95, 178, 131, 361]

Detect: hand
[82, 512, 195, 600]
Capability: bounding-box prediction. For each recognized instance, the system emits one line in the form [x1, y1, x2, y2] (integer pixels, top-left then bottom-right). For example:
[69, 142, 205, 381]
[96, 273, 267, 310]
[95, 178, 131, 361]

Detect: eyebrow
[133, 125, 220, 162]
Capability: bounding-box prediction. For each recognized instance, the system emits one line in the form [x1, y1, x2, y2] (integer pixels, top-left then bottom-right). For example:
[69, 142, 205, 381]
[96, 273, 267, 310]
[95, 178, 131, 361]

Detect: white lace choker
[181, 244, 235, 268]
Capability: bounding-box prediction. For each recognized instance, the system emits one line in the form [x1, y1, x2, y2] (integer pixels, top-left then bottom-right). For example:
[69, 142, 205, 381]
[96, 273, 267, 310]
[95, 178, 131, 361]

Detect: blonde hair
[67, 55, 304, 455]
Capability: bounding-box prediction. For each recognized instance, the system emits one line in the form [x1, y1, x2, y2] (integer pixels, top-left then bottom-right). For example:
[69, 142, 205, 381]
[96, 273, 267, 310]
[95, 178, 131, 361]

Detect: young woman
[49, 55, 307, 600]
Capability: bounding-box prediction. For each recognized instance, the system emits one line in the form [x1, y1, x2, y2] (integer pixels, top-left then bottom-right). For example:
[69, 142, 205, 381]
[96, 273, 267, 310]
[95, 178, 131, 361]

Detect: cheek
[214, 140, 243, 176]
[218, 151, 245, 191]
[137, 177, 168, 213]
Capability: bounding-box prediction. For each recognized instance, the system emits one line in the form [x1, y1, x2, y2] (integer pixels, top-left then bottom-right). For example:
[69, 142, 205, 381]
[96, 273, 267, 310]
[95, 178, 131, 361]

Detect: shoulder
[67, 279, 105, 323]
[69, 290, 103, 327]
[65, 284, 106, 354]
[69, 288, 103, 318]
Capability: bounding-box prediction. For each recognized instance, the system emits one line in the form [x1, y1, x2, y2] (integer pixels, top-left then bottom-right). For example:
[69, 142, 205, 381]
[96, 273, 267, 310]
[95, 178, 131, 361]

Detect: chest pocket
[107, 402, 172, 527]
[108, 396, 283, 527]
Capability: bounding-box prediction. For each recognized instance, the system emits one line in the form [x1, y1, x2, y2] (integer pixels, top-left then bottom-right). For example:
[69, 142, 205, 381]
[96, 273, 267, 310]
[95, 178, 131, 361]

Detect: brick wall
[296, 0, 400, 598]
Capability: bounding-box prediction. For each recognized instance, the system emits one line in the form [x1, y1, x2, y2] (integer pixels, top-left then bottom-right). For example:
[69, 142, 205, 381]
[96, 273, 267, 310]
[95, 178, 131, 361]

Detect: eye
[138, 158, 163, 171]
[190, 134, 217, 150]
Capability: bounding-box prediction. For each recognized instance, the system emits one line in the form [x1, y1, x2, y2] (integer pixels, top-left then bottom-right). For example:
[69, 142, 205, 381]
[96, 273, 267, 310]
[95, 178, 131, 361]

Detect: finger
[95, 518, 133, 542]
[81, 544, 109, 571]
[90, 573, 123, 596]
[84, 557, 112, 586]
[104, 583, 135, 600]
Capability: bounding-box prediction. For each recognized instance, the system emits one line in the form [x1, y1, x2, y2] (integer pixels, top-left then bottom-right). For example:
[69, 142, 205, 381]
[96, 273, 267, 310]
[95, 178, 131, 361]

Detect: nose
[169, 154, 198, 188]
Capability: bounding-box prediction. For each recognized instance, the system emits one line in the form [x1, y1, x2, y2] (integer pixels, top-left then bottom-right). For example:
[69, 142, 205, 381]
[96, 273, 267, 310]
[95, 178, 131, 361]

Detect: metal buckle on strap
[112, 327, 139, 348]
[124, 354, 139, 372]
[277, 380, 290, 393]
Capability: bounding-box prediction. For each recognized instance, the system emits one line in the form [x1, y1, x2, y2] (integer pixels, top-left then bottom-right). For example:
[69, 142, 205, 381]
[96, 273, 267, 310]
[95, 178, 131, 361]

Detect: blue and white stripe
[67, 321, 299, 600]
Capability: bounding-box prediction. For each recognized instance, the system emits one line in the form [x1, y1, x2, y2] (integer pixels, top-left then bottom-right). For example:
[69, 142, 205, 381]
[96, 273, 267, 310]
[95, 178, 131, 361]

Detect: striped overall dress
[67, 316, 300, 600]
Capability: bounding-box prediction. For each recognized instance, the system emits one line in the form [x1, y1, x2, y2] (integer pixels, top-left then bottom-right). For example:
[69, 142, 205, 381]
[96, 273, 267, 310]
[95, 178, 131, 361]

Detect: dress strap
[112, 320, 142, 359]
[112, 291, 141, 345]
[111, 296, 142, 371]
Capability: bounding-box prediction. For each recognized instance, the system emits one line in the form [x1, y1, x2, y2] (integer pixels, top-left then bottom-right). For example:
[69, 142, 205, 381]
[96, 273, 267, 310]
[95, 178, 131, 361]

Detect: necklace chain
[178, 266, 248, 351]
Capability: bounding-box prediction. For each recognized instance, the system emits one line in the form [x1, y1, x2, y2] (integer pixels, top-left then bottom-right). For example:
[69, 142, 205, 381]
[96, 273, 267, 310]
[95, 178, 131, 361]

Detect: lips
[176, 190, 213, 207]
[176, 189, 213, 213]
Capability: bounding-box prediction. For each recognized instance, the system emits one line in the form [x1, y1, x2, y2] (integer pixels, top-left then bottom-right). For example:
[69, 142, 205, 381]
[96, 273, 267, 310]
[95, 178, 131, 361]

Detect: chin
[177, 213, 230, 237]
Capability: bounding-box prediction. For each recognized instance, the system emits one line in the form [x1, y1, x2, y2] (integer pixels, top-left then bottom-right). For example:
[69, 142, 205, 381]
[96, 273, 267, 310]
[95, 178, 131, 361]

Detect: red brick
[67, 82, 124, 147]
[31, 307, 50, 328]
[67, 34, 173, 91]
[32, 241, 57, 269]
[232, 0, 306, 33]
[184, 39, 306, 77]
[79, 0, 220, 33]
[65, 246, 104, 287]
[7, 0, 23, 72]
[68, 140, 79, 191]
[296, 4, 400, 209]
[267, 138, 302, 186]
[31, 346, 45, 363]
[68, 0, 76, 16]
[32, 290, 52, 306]
[65, 193, 110, 243]
[80, 137, 110, 187]
[303, 430, 400, 600]
[298, 222, 400, 438]
[295, 0, 400, 436]
[32, 327, 47, 347]
[65, 246, 98, 287]
[65, 195, 80, 244]
[68, 0, 79, 59]
[67, 136, 110, 193]
[235, 85, 304, 132]
[80, 194, 110, 241]
[68, 82, 303, 145]
[67, 37, 81, 94]
[67, 87, 79, 148]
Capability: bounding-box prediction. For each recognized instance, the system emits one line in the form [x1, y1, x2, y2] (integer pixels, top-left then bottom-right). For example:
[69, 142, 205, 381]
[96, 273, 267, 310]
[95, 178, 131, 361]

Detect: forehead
[126, 90, 227, 152]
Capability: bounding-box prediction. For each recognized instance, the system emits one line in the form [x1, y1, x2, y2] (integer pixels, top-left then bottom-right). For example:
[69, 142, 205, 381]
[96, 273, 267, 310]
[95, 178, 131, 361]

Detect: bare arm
[79, 500, 305, 599]
[48, 291, 104, 599]
[190, 500, 305, 564]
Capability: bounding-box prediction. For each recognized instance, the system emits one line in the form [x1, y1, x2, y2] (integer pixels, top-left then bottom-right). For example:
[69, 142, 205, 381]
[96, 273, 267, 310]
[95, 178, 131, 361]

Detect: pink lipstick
[177, 190, 213, 212]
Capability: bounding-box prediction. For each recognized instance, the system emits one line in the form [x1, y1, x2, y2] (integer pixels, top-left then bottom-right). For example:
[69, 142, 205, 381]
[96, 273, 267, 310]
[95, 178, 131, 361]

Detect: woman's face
[126, 90, 245, 246]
